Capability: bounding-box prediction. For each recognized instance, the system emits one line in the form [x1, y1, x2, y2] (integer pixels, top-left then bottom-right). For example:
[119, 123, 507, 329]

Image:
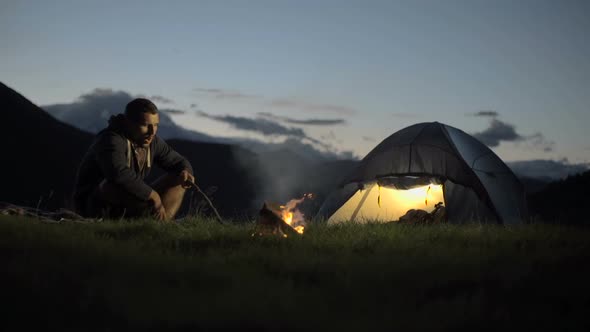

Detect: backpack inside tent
[317, 122, 527, 225]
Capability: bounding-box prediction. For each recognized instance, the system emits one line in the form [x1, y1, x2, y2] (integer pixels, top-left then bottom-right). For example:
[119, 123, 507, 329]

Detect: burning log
[252, 194, 314, 238]
[253, 202, 291, 238]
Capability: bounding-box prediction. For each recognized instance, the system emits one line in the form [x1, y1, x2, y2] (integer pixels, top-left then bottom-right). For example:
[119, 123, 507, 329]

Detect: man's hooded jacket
[73, 114, 193, 210]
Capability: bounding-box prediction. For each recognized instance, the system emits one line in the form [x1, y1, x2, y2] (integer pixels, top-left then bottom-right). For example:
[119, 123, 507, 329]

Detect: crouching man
[73, 98, 195, 221]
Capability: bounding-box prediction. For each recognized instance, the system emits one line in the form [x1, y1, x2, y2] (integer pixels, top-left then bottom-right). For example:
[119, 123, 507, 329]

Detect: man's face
[127, 112, 159, 147]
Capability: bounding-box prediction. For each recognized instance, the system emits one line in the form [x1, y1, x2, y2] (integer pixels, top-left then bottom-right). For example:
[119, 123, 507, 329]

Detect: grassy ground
[1, 215, 589, 331]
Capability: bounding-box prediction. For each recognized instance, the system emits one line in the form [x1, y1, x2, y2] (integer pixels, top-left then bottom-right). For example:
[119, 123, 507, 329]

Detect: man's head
[125, 98, 160, 147]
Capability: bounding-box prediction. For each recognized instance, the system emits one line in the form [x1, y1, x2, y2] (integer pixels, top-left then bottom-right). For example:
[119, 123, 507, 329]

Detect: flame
[283, 211, 293, 224]
[279, 193, 313, 235]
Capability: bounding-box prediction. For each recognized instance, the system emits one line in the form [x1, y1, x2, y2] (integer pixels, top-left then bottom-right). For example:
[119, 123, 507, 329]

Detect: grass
[1, 215, 590, 331]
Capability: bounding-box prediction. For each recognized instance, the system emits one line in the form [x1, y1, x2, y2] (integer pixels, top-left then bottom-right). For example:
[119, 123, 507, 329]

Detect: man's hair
[125, 98, 158, 122]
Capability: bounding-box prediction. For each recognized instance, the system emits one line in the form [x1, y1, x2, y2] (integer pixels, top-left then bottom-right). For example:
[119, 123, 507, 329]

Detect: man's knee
[151, 173, 187, 195]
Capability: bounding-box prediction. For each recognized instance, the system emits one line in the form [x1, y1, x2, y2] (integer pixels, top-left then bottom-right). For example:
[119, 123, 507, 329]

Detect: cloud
[41, 88, 215, 142]
[269, 98, 357, 115]
[192, 87, 356, 116]
[196, 110, 339, 151]
[193, 88, 260, 100]
[472, 116, 555, 153]
[470, 110, 499, 117]
[196, 110, 305, 137]
[526, 132, 555, 153]
[134, 93, 174, 104]
[507, 159, 589, 180]
[161, 109, 186, 115]
[150, 95, 174, 104]
[257, 112, 346, 126]
[362, 136, 376, 142]
[473, 119, 523, 147]
[320, 131, 338, 142]
[41, 87, 355, 161]
[42, 88, 136, 133]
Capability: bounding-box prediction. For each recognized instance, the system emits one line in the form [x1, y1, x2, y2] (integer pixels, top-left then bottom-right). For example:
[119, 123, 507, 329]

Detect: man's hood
[107, 114, 127, 135]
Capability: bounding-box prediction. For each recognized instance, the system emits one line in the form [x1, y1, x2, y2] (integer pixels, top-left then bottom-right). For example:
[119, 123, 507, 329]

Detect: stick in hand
[187, 181, 224, 225]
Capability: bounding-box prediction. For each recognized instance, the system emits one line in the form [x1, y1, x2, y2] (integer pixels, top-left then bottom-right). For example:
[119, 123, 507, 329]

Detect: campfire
[253, 193, 314, 237]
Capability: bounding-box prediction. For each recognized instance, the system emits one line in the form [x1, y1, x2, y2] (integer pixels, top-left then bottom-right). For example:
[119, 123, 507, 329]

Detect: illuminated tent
[317, 122, 527, 225]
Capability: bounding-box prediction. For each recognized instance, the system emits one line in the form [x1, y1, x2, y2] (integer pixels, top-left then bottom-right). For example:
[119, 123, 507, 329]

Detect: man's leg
[97, 180, 150, 218]
[151, 173, 187, 220]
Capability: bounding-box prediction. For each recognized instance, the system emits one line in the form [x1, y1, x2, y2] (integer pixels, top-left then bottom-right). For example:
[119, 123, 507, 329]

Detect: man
[73, 98, 195, 221]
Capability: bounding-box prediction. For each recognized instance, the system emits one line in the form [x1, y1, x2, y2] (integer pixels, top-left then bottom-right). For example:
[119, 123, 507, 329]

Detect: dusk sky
[2, 0, 589, 164]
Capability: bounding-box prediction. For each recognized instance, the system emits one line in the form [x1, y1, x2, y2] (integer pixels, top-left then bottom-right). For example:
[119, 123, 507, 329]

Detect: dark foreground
[1, 216, 589, 331]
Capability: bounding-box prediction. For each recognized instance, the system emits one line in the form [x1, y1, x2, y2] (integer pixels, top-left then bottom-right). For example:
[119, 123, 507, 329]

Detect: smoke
[232, 138, 358, 216]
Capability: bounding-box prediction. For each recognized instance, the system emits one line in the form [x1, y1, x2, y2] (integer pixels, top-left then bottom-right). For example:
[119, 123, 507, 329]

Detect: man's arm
[94, 132, 153, 201]
[152, 136, 194, 177]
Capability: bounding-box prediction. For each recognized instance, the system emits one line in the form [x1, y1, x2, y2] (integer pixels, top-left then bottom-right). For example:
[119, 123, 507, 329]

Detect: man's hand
[153, 204, 167, 221]
[179, 169, 195, 189]
[148, 190, 167, 221]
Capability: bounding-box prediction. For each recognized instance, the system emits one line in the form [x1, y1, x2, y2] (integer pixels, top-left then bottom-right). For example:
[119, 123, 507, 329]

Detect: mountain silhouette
[0, 82, 93, 209]
[528, 170, 590, 225]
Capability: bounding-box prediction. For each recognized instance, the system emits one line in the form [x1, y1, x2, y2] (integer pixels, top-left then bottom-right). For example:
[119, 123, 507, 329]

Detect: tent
[317, 122, 527, 225]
